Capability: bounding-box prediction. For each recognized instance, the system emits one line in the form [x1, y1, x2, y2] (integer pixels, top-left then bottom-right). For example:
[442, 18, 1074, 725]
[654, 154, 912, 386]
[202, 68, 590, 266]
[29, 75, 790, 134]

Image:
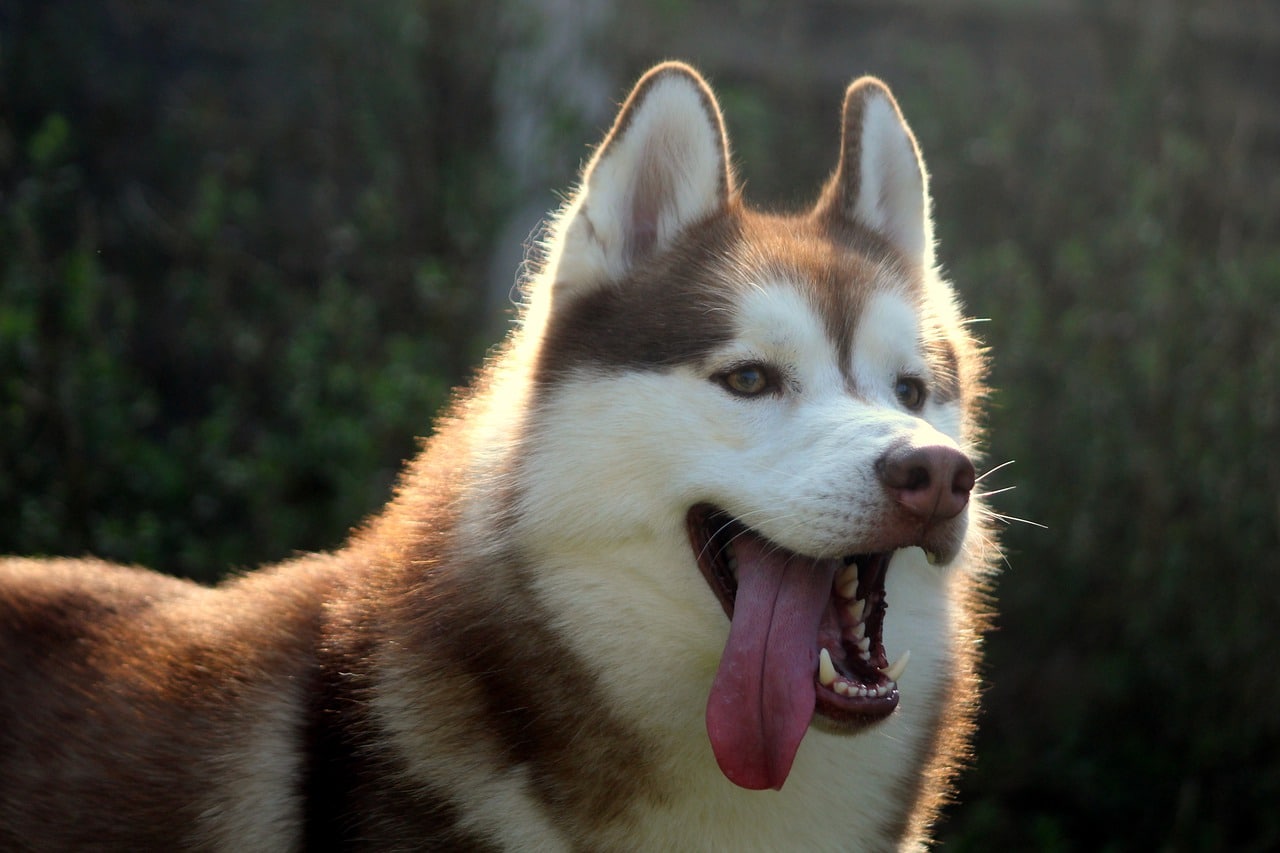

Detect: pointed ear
[551, 62, 733, 293]
[815, 77, 933, 265]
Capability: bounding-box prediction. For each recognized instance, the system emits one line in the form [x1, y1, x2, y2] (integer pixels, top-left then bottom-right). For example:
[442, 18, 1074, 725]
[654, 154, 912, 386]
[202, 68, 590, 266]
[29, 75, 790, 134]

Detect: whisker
[983, 510, 1047, 530]
[974, 485, 1017, 500]
[975, 459, 1016, 484]
[696, 509, 804, 565]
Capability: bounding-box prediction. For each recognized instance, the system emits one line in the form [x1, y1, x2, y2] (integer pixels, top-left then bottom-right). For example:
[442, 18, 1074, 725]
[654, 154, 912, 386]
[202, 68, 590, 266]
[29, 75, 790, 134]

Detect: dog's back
[0, 558, 333, 848]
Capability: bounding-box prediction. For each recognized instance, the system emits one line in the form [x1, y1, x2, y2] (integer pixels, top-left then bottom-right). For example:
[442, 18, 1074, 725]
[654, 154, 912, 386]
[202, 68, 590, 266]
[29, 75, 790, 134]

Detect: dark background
[3, 1, 1277, 848]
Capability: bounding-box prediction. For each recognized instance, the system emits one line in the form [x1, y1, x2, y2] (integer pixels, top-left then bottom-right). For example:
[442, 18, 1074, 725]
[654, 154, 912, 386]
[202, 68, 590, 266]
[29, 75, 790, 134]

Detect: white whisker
[982, 510, 1046, 530]
[975, 459, 1016, 484]
[974, 485, 1017, 500]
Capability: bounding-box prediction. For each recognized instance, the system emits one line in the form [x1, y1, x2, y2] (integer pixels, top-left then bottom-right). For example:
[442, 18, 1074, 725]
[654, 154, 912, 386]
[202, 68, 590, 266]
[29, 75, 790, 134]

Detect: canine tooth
[925, 549, 940, 566]
[883, 650, 912, 683]
[837, 566, 859, 599]
[818, 648, 837, 687]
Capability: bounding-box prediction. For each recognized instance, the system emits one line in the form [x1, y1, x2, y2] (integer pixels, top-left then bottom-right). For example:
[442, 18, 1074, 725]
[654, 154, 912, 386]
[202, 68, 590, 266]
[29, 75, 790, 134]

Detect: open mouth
[687, 504, 911, 790]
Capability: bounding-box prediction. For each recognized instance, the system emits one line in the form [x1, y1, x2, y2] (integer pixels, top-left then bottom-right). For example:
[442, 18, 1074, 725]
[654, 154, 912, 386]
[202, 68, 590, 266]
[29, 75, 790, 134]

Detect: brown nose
[877, 444, 975, 522]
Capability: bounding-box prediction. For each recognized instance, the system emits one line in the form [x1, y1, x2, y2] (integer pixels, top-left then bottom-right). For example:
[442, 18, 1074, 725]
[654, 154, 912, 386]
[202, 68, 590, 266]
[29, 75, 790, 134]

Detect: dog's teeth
[848, 597, 866, 622]
[850, 621, 866, 641]
[837, 565, 859, 599]
[924, 549, 940, 566]
[856, 636, 871, 659]
[818, 648, 837, 687]
[883, 649, 911, 683]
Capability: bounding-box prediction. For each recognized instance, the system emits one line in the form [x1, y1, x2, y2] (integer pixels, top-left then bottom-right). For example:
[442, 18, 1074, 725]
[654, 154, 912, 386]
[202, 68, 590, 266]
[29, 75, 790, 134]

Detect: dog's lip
[686, 504, 905, 723]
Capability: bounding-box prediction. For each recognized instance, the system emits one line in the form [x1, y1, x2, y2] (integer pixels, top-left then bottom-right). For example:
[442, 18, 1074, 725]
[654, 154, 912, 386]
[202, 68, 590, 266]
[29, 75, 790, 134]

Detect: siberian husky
[0, 62, 995, 850]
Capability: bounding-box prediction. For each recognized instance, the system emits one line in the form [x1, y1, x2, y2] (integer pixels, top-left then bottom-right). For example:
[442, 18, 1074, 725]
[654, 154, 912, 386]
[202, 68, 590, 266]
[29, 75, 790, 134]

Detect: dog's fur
[0, 62, 995, 850]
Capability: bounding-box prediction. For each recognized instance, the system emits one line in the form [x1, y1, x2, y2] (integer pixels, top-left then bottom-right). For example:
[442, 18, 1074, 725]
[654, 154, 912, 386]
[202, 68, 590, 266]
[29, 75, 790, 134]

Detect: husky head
[508, 63, 986, 794]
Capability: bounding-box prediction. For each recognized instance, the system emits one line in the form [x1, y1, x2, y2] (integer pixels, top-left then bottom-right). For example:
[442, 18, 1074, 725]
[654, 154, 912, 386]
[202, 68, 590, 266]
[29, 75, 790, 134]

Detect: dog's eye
[718, 364, 773, 397]
[894, 376, 927, 411]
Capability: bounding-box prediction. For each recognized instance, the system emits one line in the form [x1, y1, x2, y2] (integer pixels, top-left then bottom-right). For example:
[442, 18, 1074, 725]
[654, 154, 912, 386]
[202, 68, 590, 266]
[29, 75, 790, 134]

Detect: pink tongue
[705, 537, 840, 790]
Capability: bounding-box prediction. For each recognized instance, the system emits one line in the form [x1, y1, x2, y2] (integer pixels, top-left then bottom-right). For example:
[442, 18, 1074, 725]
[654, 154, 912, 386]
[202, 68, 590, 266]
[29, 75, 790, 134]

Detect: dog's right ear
[548, 62, 734, 296]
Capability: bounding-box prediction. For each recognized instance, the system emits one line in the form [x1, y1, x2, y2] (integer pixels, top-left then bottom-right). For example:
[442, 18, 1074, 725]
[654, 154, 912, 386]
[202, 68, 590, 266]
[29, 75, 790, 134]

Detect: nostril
[902, 463, 931, 492]
[877, 444, 974, 523]
[876, 450, 929, 492]
[951, 456, 976, 497]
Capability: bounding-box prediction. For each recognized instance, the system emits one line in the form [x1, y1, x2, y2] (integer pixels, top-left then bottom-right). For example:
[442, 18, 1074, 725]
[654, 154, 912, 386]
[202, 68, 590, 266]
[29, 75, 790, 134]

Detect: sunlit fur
[0, 62, 995, 850]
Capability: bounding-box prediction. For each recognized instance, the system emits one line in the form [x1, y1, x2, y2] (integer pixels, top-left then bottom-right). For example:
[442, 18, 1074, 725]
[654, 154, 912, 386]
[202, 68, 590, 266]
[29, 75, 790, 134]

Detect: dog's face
[511, 64, 985, 792]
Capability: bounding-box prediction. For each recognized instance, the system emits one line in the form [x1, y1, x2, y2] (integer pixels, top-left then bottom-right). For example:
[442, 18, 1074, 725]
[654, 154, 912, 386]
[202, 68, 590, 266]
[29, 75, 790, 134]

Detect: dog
[0, 61, 995, 850]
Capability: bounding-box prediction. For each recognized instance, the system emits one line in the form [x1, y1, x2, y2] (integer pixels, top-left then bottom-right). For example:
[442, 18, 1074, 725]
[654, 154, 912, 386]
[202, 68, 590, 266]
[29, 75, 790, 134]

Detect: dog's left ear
[550, 62, 734, 295]
[815, 78, 933, 266]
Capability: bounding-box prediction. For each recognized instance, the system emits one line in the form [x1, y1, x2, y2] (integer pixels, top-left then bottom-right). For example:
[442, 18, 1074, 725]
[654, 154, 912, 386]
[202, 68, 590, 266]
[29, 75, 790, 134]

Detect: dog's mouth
[687, 504, 910, 791]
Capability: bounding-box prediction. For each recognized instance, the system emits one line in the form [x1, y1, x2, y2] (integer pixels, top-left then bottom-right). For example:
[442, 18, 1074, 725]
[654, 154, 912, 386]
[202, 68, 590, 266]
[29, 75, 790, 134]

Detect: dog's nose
[877, 444, 975, 523]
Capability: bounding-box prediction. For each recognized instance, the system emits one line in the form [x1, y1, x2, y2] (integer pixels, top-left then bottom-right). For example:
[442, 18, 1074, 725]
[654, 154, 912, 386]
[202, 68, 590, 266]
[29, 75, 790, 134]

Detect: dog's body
[0, 63, 994, 850]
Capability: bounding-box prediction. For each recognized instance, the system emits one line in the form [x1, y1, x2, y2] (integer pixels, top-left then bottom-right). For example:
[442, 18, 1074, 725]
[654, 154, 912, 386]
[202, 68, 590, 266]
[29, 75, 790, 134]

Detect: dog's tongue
[705, 537, 840, 790]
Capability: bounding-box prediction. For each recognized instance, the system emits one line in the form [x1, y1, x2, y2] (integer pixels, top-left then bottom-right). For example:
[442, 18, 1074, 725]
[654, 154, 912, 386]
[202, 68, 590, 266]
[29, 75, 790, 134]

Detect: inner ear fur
[550, 62, 735, 293]
[814, 77, 934, 266]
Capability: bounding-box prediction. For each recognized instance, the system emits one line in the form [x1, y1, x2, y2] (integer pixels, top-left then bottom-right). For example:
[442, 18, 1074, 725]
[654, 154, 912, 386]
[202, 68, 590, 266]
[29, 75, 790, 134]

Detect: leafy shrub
[1, 1, 509, 581]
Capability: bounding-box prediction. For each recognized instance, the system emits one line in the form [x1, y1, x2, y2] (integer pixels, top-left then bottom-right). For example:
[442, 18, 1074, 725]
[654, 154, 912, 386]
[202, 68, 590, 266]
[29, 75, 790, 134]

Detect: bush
[1, 1, 509, 581]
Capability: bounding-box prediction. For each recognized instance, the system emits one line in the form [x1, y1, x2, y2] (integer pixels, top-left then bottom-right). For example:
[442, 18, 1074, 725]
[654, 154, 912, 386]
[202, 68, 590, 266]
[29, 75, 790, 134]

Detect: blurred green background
[2, 1, 1277, 848]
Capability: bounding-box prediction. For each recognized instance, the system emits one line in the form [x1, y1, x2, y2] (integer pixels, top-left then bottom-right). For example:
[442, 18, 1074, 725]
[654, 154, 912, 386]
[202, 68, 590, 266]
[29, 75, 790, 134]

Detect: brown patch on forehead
[731, 212, 925, 380]
[534, 204, 933, 389]
[534, 211, 747, 382]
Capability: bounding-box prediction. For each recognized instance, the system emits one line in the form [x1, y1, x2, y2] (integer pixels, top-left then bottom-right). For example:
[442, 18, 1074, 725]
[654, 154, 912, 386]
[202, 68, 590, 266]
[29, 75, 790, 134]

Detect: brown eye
[894, 376, 927, 411]
[718, 364, 773, 397]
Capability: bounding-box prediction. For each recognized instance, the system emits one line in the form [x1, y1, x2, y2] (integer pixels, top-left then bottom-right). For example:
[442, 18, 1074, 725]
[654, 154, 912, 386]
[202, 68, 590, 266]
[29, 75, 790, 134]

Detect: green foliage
[1, 1, 509, 581]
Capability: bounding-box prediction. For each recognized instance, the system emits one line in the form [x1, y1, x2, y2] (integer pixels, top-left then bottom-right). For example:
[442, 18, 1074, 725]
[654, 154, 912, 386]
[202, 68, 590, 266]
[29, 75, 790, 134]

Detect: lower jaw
[812, 686, 900, 729]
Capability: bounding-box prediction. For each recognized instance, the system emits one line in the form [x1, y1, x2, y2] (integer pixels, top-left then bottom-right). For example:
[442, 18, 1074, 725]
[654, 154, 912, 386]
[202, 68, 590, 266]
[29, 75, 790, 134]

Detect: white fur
[856, 288, 966, 444]
[377, 657, 575, 852]
[198, 683, 305, 849]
